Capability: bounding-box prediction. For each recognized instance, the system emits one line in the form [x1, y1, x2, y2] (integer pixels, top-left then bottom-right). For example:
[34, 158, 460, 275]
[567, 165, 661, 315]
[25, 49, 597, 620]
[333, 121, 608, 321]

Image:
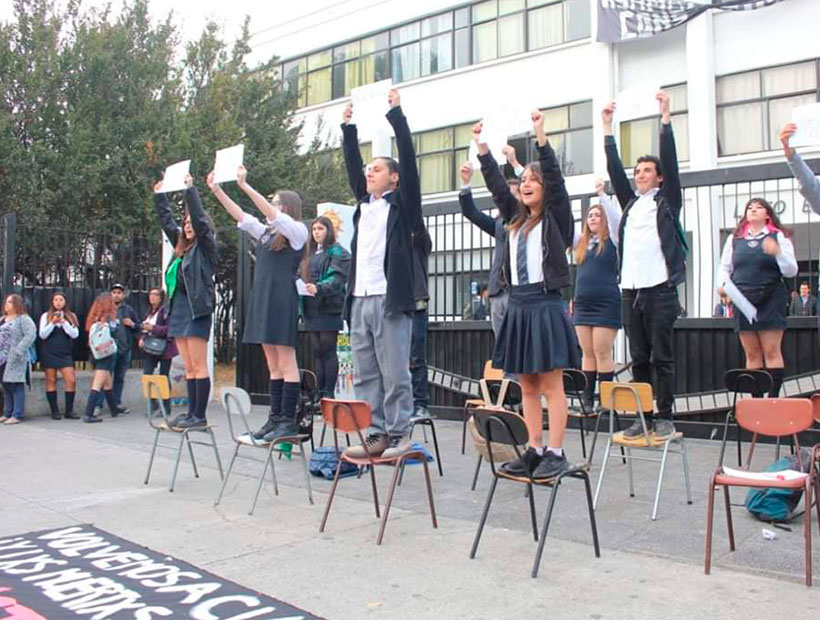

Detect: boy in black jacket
[603, 91, 683, 439]
[340, 88, 423, 459]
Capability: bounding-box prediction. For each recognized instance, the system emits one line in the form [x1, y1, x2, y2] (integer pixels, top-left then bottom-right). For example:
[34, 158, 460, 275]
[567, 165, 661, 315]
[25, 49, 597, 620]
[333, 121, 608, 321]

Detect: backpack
[89, 322, 117, 360]
[308, 447, 359, 480]
[745, 449, 811, 523]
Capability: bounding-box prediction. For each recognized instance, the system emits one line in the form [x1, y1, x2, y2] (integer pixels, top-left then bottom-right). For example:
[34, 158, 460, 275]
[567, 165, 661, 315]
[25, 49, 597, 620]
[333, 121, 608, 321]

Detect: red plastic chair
[705, 397, 816, 586]
[318, 398, 437, 545]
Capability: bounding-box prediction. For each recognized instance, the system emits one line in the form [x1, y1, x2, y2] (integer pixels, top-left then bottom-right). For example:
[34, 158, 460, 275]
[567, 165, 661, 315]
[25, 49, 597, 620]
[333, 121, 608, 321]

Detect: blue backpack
[745, 449, 810, 523]
[308, 447, 360, 480]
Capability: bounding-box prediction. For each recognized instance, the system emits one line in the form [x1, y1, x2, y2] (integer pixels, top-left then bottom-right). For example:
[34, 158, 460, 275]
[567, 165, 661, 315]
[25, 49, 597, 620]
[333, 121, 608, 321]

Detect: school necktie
[516, 229, 529, 285]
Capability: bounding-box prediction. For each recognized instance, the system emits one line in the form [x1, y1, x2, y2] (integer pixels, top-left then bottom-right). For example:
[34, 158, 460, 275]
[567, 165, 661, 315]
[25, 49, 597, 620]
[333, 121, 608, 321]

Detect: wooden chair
[705, 397, 817, 586]
[461, 360, 504, 454]
[469, 408, 600, 578]
[318, 398, 437, 545]
[214, 387, 313, 515]
[722, 369, 772, 466]
[142, 375, 224, 493]
[593, 381, 692, 520]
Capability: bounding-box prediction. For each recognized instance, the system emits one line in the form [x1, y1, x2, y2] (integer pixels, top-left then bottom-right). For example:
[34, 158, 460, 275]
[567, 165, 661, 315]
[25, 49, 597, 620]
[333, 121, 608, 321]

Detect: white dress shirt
[620, 188, 668, 289]
[509, 221, 544, 286]
[39, 313, 80, 340]
[237, 210, 308, 250]
[716, 228, 798, 285]
[353, 193, 391, 297]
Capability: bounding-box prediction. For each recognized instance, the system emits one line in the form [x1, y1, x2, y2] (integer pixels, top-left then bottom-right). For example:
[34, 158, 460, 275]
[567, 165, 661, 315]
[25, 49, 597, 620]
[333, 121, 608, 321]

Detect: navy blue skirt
[168, 290, 211, 340]
[734, 281, 788, 333]
[92, 355, 115, 372]
[572, 295, 621, 329]
[492, 283, 581, 374]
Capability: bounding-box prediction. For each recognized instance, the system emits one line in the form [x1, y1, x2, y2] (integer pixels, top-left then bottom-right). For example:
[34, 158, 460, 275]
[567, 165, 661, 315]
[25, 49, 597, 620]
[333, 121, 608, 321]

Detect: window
[620, 84, 690, 164]
[539, 100, 594, 176]
[717, 60, 819, 156]
[392, 43, 421, 83]
[418, 128, 455, 194]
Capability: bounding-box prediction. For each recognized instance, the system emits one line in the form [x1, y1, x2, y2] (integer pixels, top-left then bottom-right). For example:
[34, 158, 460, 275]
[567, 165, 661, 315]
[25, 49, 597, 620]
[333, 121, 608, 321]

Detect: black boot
[46, 391, 61, 420]
[83, 391, 103, 423]
[263, 381, 300, 441]
[252, 379, 283, 440]
[64, 391, 79, 419]
[103, 390, 126, 417]
[176, 377, 210, 429]
[767, 368, 784, 397]
[170, 379, 196, 427]
[581, 370, 597, 414]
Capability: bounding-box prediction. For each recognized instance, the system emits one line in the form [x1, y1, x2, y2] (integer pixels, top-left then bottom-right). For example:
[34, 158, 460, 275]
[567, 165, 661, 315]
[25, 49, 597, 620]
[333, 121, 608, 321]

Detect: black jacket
[605, 122, 685, 288]
[114, 303, 140, 352]
[154, 187, 217, 320]
[341, 106, 423, 319]
[479, 141, 573, 293]
[313, 243, 351, 316]
[459, 189, 507, 298]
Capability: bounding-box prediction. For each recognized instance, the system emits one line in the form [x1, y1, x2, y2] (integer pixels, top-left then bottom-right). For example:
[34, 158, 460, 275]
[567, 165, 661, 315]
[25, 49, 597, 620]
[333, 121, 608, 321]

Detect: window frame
[618, 83, 690, 164]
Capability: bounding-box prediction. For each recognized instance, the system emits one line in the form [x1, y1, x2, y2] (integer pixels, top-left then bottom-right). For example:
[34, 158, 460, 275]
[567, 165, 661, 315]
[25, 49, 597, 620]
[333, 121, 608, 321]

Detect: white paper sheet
[467, 140, 481, 169]
[295, 278, 314, 297]
[722, 466, 807, 482]
[156, 160, 191, 193]
[351, 79, 393, 133]
[616, 83, 661, 120]
[722, 278, 758, 324]
[213, 144, 245, 184]
[370, 127, 393, 159]
[790, 103, 820, 148]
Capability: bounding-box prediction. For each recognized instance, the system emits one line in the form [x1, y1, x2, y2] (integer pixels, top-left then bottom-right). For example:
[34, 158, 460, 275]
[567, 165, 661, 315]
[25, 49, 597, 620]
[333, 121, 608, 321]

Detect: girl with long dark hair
[39, 291, 80, 419]
[208, 166, 307, 441]
[301, 216, 351, 401]
[140, 286, 178, 416]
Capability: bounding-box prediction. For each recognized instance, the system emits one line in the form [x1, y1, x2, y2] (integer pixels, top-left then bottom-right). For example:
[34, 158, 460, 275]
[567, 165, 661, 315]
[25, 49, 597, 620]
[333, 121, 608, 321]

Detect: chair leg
[169, 433, 186, 493]
[269, 448, 279, 496]
[578, 415, 587, 460]
[209, 428, 224, 480]
[804, 479, 812, 587]
[651, 441, 672, 521]
[144, 429, 161, 485]
[214, 443, 240, 506]
[775, 436, 781, 461]
[298, 442, 314, 505]
[397, 460, 407, 487]
[461, 406, 470, 455]
[369, 465, 381, 519]
[723, 486, 735, 551]
[531, 482, 561, 578]
[681, 439, 693, 505]
[705, 479, 716, 575]
[428, 420, 443, 477]
[593, 438, 613, 509]
[588, 409, 603, 465]
[736, 424, 743, 467]
[319, 422, 327, 447]
[471, 455, 483, 491]
[470, 476, 498, 559]
[376, 461, 403, 545]
[582, 472, 601, 557]
[185, 433, 199, 478]
[422, 459, 437, 529]
[421, 422, 428, 443]
[814, 478, 820, 537]
[626, 447, 636, 498]
[250, 446, 274, 516]
[319, 461, 344, 533]
[527, 483, 539, 542]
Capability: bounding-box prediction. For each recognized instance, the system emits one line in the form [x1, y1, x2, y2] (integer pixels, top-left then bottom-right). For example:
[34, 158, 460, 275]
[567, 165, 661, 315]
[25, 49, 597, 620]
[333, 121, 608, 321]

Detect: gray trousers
[350, 295, 413, 437]
[490, 291, 509, 338]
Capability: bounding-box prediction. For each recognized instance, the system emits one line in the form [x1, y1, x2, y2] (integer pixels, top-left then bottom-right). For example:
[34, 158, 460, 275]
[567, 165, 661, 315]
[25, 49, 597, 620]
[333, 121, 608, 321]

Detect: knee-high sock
[281, 382, 300, 426]
[84, 390, 102, 418]
[186, 378, 197, 417]
[46, 391, 59, 415]
[65, 391, 75, 415]
[269, 379, 284, 419]
[194, 377, 211, 420]
[767, 367, 784, 397]
[582, 370, 597, 406]
[103, 390, 119, 413]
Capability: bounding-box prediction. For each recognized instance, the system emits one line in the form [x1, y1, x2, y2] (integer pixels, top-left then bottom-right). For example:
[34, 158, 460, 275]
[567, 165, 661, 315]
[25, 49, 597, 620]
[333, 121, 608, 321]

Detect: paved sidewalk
[1, 404, 818, 619]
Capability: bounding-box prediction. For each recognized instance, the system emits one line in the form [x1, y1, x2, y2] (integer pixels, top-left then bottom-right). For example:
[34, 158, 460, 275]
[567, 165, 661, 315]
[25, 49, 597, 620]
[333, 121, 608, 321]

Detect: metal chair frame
[461, 360, 504, 454]
[722, 369, 773, 466]
[469, 378, 523, 491]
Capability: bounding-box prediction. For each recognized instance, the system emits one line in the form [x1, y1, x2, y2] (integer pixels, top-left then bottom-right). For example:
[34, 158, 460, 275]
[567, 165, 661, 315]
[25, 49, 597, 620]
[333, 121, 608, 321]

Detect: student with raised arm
[154, 173, 216, 430]
[477, 110, 579, 480]
[572, 179, 622, 413]
[602, 92, 684, 440]
[339, 88, 422, 459]
[208, 167, 308, 441]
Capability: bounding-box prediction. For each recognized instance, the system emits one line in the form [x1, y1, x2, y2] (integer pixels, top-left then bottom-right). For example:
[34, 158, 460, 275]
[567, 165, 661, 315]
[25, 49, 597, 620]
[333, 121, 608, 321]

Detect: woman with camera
[140, 286, 177, 416]
[38, 291, 80, 419]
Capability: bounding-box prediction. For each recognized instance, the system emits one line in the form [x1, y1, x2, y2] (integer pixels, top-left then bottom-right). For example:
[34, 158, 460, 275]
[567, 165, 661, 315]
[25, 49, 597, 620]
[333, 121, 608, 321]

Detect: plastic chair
[592, 381, 692, 520]
[214, 387, 313, 514]
[468, 408, 600, 578]
[705, 397, 816, 586]
[318, 397, 437, 545]
[142, 375, 224, 493]
[461, 360, 504, 454]
[722, 369, 772, 466]
[564, 369, 603, 462]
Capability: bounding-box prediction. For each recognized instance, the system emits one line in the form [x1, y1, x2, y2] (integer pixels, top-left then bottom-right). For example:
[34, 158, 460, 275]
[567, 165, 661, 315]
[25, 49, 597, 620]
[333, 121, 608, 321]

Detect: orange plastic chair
[705, 397, 816, 586]
[318, 398, 437, 545]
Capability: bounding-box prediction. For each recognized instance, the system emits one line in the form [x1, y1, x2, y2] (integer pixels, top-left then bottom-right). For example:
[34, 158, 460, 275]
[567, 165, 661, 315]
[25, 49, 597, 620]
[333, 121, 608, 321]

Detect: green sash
[165, 256, 182, 299]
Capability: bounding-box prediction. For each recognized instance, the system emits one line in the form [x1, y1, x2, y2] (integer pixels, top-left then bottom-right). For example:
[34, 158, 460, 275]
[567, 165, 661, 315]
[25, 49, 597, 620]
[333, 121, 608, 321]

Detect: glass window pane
[455, 124, 476, 148]
[455, 28, 470, 68]
[716, 71, 760, 104]
[360, 143, 372, 164]
[391, 43, 420, 83]
[563, 128, 593, 175]
[508, 136, 529, 166]
[528, 0, 557, 7]
[361, 32, 389, 54]
[422, 12, 452, 37]
[306, 68, 332, 106]
[283, 60, 301, 94]
[543, 106, 569, 133]
[420, 153, 453, 193]
[391, 22, 420, 45]
[308, 49, 332, 70]
[420, 129, 453, 153]
[473, 21, 498, 63]
[564, 0, 591, 41]
[763, 61, 817, 97]
[672, 113, 689, 161]
[333, 41, 360, 63]
[664, 84, 688, 112]
[498, 14, 525, 57]
[421, 32, 453, 76]
[717, 102, 765, 155]
[569, 101, 593, 127]
[361, 51, 390, 85]
[620, 118, 657, 166]
[769, 94, 817, 150]
[473, 0, 497, 22]
[332, 60, 360, 99]
[455, 7, 471, 28]
[528, 4, 563, 50]
[499, 0, 525, 14]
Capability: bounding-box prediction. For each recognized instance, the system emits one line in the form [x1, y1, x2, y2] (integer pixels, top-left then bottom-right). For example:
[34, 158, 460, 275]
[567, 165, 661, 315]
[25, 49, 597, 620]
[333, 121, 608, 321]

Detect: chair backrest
[142, 375, 171, 424]
[811, 394, 820, 424]
[220, 386, 254, 441]
[735, 398, 813, 437]
[321, 398, 371, 433]
[483, 360, 504, 381]
[562, 369, 587, 396]
[724, 369, 772, 397]
[600, 381, 653, 414]
[472, 408, 530, 446]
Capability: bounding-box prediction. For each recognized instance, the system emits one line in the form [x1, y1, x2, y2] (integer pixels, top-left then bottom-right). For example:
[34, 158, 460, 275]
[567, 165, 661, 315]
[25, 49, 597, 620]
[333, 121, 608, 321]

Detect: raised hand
[343, 101, 353, 124]
[601, 102, 615, 126]
[656, 91, 671, 123]
[501, 144, 519, 167]
[237, 165, 248, 189]
[184, 173, 193, 188]
[153, 179, 164, 193]
[780, 122, 797, 158]
[205, 171, 218, 192]
[388, 88, 400, 109]
[595, 178, 606, 196]
[472, 121, 483, 144]
[460, 161, 474, 186]
[532, 108, 546, 146]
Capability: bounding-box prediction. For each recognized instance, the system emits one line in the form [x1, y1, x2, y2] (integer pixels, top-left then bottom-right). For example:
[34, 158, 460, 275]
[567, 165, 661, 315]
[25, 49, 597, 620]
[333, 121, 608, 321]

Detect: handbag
[737, 281, 781, 307]
[141, 335, 167, 357]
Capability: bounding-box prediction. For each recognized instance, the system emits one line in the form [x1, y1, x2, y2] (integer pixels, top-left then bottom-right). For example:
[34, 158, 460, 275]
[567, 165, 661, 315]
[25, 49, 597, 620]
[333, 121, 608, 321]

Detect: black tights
[309, 330, 339, 398]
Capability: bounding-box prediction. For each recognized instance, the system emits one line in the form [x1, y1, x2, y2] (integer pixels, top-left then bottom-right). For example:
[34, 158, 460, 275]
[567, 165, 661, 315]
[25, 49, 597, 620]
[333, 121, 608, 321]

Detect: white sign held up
[213, 144, 245, 184]
[156, 160, 191, 193]
[790, 103, 820, 148]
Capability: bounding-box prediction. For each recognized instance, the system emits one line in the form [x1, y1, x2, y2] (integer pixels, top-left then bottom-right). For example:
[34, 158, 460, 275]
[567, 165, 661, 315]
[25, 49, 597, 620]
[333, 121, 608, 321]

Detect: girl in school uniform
[154, 174, 217, 429]
[83, 293, 126, 423]
[717, 198, 797, 397]
[300, 216, 351, 402]
[140, 287, 178, 416]
[208, 166, 308, 441]
[476, 110, 579, 480]
[572, 180, 622, 412]
[39, 291, 80, 419]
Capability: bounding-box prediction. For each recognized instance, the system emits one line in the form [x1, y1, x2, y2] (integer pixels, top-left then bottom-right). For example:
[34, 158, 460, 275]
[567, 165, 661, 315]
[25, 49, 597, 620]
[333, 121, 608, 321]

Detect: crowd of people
[1, 87, 818, 484]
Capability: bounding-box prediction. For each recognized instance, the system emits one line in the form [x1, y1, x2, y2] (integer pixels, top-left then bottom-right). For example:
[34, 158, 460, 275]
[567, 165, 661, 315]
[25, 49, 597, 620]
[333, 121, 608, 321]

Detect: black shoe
[262, 420, 299, 442]
[83, 415, 102, 424]
[532, 451, 570, 480]
[252, 415, 279, 440]
[175, 416, 207, 430]
[653, 419, 676, 439]
[500, 448, 543, 477]
[411, 405, 431, 421]
[579, 397, 594, 415]
[116, 406, 130, 416]
[622, 418, 652, 439]
[64, 412, 80, 420]
[51, 411, 63, 420]
[168, 413, 190, 427]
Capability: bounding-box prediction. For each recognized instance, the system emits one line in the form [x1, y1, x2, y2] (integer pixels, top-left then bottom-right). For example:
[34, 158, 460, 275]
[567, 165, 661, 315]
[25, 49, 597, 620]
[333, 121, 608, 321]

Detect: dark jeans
[2, 382, 25, 419]
[621, 284, 678, 419]
[143, 354, 172, 414]
[410, 306, 429, 409]
[111, 347, 132, 409]
[309, 331, 339, 398]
